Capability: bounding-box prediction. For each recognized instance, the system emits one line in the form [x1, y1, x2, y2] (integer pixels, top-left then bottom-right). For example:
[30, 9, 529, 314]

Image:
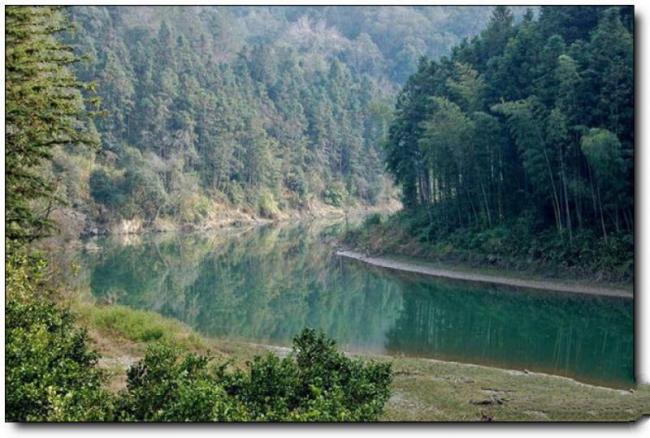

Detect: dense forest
[355, 6, 634, 280]
[47, 6, 498, 233]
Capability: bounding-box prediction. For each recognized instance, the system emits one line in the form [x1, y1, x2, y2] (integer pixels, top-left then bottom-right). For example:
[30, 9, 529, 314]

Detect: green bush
[229, 328, 392, 421]
[363, 213, 383, 227]
[322, 183, 348, 207]
[89, 168, 124, 209]
[226, 184, 246, 206]
[116, 345, 248, 422]
[6, 253, 114, 422]
[285, 171, 307, 197]
[258, 190, 280, 219]
[118, 329, 392, 422]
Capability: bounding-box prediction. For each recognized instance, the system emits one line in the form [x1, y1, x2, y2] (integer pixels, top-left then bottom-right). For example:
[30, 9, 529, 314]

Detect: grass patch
[73, 301, 269, 392]
[380, 355, 650, 422]
[77, 304, 206, 351]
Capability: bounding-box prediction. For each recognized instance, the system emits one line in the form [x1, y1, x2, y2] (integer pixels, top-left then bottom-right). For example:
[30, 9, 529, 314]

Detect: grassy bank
[72, 303, 270, 392]
[342, 211, 634, 287]
[75, 301, 650, 422]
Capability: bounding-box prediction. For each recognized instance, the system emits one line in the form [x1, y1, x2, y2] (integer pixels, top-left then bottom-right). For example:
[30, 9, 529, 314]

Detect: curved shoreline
[336, 250, 633, 299]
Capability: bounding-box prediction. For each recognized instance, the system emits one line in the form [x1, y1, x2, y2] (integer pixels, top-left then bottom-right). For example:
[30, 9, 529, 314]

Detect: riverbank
[54, 198, 401, 240]
[337, 250, 633, 299]
[341, 211, 634, 287]
[72, 301, 650, 422]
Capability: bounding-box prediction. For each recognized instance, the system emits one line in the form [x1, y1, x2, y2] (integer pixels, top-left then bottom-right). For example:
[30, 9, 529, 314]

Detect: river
[64, 220, 634, 388]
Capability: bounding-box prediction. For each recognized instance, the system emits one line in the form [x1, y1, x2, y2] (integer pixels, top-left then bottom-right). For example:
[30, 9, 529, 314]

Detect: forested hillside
[353, 6, 634, 281]
[48, 6, 495, 234]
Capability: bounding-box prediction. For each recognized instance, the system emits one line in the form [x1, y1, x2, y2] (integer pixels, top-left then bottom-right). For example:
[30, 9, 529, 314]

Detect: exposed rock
[111, 218, 143, 235]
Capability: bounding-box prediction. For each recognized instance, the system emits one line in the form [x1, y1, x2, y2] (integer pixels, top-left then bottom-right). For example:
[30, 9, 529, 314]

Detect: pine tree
[5, 6, 99, 243]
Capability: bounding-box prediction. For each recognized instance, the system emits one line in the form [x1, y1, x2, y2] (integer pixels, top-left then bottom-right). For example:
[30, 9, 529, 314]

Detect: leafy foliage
[6, 254, 114, 422]
[117, 329, 392, 422]
[346, 210, 633, 282]
[9, 285, 393, 423]
[322, 182, 348, 207]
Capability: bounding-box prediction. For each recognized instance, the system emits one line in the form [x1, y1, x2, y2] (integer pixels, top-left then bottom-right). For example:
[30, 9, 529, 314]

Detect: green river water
[73, 221, 634, 388]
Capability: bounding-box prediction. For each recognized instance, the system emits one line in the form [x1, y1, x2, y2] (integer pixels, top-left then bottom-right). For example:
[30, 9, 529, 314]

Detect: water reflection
[383, 272, 633, 387]
[81, 222, 633, 387]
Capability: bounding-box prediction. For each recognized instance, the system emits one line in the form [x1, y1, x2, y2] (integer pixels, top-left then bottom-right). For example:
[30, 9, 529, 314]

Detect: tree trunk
[561, 162, 573, 242]
[480, 181, 492, 227]
[596, 185, 608, 244]
[542, 149, 563, 233]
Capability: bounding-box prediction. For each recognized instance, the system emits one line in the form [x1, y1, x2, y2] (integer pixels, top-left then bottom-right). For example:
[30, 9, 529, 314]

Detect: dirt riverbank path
[336, 250, 632, 299]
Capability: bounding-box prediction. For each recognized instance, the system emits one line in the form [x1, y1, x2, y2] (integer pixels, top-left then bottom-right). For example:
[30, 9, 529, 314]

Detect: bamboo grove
[385, 6, 633, 246]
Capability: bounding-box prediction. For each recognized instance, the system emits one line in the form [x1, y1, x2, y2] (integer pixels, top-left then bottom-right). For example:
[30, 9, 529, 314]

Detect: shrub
[322, 182, 348, 207]
[117, 329, 392, 422]
[116, 345, 248, 422]
[288, 328, 393, 421]
[89, 168, 123, 209]
[363, 213, 383, 228]
[258, 190, 280, 219]
[6, 253, 114, 422]
[285, 171, 307, 197]
[228, 329, 392, 421]
[226, 184, 245, 206]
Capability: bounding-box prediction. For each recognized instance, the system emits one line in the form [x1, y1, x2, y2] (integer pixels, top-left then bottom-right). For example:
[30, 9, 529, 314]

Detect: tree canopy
[384, 6, 633, 251]
[47, 6, 499, 228]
